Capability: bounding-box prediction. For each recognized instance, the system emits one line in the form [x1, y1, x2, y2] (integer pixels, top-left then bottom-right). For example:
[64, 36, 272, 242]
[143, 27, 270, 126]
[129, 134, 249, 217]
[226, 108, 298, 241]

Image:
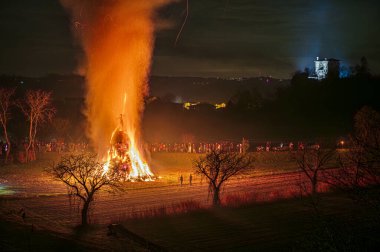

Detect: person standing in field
[189, 174, 193, 186]
[180, 174, 183, 186]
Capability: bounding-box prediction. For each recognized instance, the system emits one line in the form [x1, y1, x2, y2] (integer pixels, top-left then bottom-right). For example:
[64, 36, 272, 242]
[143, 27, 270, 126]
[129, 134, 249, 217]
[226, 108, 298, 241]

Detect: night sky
[1, 0, 380, 78]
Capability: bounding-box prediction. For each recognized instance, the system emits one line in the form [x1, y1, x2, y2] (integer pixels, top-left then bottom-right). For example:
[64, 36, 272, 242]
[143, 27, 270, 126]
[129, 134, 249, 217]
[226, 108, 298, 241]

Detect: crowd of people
[35, 141, 89, 153]
[148, 139, 250, 154]
[0, 140, 89, 163]
[147, 140, 322, 154]
[0, 138, 326, 164]
[255, 141, 320, 152]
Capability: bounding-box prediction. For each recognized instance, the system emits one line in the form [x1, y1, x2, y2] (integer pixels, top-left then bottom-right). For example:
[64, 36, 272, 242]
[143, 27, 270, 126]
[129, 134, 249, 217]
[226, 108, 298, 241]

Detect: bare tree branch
[18, 90, 55, 162]
[327, 107, 380, 211]
[47, 153, 123, 225]
[194, 150, 254, 206]
[0, 88, 16, 163]
[295, 148, 335, 195]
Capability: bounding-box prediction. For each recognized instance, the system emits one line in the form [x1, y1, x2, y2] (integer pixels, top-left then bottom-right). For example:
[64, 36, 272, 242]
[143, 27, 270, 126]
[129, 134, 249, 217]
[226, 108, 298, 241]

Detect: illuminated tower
[314, 57, 340, 80]
[314, 57, 328, 80]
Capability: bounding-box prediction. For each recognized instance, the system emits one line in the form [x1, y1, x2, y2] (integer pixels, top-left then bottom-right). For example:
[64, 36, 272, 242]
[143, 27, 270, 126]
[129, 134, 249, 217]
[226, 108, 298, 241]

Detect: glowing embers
[103, 115, 155, 182]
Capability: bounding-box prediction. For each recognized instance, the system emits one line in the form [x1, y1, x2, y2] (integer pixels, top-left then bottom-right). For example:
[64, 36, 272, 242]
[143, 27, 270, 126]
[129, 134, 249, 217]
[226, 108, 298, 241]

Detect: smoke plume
[61, 0, 172, 155]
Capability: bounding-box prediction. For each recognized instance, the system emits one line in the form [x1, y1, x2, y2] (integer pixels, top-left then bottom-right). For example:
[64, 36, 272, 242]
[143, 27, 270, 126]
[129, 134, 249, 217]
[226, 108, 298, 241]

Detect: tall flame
[61, 0, 172, 179]
[102, 97, 154, 181]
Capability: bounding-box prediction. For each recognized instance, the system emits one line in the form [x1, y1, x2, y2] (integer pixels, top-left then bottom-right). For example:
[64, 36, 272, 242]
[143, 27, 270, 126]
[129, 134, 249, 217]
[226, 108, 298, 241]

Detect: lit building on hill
[310, 57, 340, 80]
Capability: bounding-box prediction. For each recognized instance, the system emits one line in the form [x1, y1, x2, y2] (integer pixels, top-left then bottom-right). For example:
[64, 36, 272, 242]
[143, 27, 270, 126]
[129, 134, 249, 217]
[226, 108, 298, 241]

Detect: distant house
[309, 57, 340, 80]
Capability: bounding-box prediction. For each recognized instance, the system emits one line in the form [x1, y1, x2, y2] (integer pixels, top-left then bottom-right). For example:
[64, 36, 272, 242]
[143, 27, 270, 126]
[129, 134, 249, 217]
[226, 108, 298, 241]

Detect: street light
[340, 140, 344, 148]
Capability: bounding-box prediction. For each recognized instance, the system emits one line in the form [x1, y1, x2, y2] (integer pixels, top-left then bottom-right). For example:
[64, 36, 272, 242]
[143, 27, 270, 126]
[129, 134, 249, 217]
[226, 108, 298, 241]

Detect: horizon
[1, 0, 380, 78]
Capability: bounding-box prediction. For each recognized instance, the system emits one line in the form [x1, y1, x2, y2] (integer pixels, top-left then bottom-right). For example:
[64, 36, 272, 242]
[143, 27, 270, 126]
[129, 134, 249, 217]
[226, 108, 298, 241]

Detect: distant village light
[183, 102, 200, 110]
[215, 103, 226, 109]
[183, 102, 191, 110]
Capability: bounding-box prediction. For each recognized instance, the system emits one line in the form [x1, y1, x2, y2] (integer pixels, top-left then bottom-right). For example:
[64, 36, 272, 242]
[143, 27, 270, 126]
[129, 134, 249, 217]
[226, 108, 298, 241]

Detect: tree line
[0, 88, 54, 163]
[144, 58, 380, 141]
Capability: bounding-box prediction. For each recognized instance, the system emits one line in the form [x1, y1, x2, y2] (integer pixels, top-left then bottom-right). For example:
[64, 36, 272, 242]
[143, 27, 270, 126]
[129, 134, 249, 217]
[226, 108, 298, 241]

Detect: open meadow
[2, 0, 380, 250]
[1, 150, 365, 251]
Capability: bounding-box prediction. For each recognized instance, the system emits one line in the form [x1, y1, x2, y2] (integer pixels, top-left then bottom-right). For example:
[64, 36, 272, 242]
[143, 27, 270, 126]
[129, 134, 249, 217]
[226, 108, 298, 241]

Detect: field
[122, 193, 380, 251]
[0, 152, 306, 222]
[150, 151, 302, 180]
[1, 151, 376, 251]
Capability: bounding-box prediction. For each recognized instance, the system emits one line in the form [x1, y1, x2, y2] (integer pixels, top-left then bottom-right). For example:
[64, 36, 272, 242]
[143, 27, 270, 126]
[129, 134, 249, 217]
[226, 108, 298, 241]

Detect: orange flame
[61, 0, 172, 179]
[102, 96, 154, 181]
[103, 133, 155, 181]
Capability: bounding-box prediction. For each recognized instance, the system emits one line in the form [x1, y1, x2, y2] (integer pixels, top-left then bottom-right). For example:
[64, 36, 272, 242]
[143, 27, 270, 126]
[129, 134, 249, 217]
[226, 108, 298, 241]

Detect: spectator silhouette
[180, 174, 183, 186]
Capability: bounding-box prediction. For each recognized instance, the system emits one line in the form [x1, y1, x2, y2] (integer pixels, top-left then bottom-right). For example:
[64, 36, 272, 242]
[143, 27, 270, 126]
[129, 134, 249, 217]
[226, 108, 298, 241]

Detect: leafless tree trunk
[212, 186, 221, 205]
[295, 149, 335, 195]
[194, 150, 254, 206]
[18, 90, 55, 162]
[48, 153, 123, 226]
[0, 88, 16, 163]
[81, 192, 94, 226]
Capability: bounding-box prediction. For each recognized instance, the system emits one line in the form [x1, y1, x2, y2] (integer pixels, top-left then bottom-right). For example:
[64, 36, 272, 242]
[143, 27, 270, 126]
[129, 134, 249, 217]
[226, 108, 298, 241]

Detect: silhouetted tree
[291, 70, 309, 84]
[339, 65, 351, 78]
[304, 67, 311, 76]
[324, 106, 380, 221]
[18, 90, 55, 161]
[334, 106, 380, 189]
[295, 149, 335, 195]
[0, 88, 16, 163]
[48, 153, 123, 226]
[194, 150, 254, 206]
[355, 57, 371, 77]
[227, 89, 263, 112]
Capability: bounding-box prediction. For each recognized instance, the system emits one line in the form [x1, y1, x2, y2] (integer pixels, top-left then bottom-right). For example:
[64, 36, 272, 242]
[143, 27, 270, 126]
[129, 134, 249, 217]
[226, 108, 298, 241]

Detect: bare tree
[18, 90, 55, 161]
[330, 107, 380, 209]
[48, 153, 122, 225]
[295, 148, 335, 195]
[0, 88, 16, 163]
[350, 106, 380, 184]
[194, 150, 254, 206]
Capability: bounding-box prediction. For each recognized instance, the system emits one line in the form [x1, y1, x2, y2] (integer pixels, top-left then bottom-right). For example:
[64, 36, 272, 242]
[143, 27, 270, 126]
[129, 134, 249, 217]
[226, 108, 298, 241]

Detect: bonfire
[103, 114, 155, 181]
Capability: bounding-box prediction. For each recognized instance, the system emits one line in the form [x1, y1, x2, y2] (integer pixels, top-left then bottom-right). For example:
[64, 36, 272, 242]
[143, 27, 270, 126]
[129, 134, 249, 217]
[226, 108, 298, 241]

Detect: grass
[110, 200, 204, 222]
[0, 151, 377, 251]
[0, 151, 309, 180]
[0, 152, 62, 175]
[149, 151, 301, 178]
[2, 190, 378, 251]
[0, 219, 100, 251]
[149, 152, 200, 178]
[1, 150, 340, 175]
[122, 192, 380, 251]
[251, 151, 298, 174]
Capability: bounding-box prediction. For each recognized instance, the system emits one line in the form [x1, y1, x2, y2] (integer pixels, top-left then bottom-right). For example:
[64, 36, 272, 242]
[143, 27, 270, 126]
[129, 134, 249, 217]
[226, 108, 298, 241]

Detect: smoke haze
[60, 0, 173, 155]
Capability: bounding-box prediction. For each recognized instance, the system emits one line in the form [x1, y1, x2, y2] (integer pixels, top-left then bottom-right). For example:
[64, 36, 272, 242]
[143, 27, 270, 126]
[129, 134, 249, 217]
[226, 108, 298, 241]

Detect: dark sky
[1, 0, 380, 78]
